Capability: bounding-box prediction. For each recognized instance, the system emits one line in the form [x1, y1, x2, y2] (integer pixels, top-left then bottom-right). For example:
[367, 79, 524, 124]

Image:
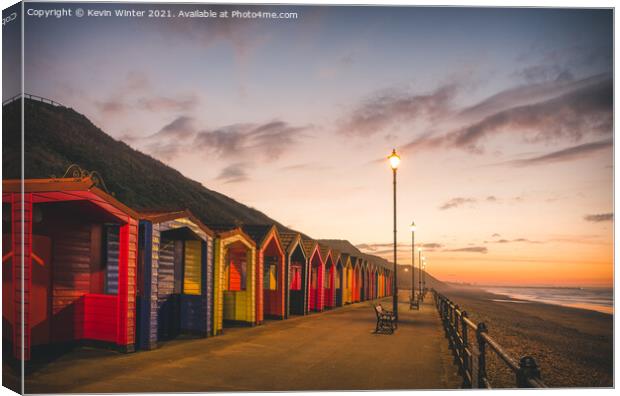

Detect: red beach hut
[351, 256, 362, 303]
[333, 251, 344, 307]
[319, 245, 335, 309]
[242, 225, 286, 322]
[2, 177, 139, 360]
[278, 230, 308, 317]
[301, 237, 324, 312]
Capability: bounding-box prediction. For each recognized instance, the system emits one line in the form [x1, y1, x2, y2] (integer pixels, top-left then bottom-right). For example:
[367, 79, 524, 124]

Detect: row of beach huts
[2, 176, 394, 361]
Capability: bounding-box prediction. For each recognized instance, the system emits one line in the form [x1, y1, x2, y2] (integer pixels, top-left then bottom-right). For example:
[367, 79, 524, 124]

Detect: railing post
[447, 304, 455, 350]
[454, 305, 461, 366]
[461, 311, 471, 388]
[476, 322, 488, 388]
[516, 356, 542, 388]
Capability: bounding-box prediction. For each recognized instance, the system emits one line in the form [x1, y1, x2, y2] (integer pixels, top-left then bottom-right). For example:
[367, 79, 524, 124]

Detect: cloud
[94, 99, 125, 116]
[151, 116, 196, 139]
[445, 247, 488, 254]
[194, 121, 310, 161]
[140, 118, 309, 165]
[281, 162, 332, 172]
[421, 243, 443, 249]
[137, 95, 199, 112]
[216, 162, 250, 184]
[93, 71, 198, 118]
[491, 233, 501, 238]
[458, 73, 608, 123]
[439, 197, 476, 210]
[583, 213, 613, 223]
[404, 75, 612, 154]
[356, 242, 443, 253]
[514, 65, 574, 84]
[491, 238, 542, 244]
[338, 83, 457, 137]
[503, 138, 612, 167]
[486, 196, 498, 202]
[144, 141, 185, 161]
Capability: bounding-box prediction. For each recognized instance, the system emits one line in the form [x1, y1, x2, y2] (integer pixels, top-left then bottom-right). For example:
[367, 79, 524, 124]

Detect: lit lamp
[388, 148, 400, 320]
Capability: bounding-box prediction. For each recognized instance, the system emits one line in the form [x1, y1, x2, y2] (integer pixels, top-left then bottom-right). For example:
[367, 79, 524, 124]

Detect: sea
[482, 286, 614, 315]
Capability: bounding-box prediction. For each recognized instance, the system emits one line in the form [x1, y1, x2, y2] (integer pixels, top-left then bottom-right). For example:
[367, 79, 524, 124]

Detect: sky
[11, 3, 613, 286]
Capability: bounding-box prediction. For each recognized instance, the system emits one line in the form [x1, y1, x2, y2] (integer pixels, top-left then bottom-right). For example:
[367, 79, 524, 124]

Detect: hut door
[157, 238, 182, 340]
[31, 235, 52, 346]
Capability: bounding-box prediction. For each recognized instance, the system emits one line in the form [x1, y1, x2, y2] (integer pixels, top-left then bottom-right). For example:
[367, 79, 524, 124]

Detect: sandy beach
[434, 285, 613, 388]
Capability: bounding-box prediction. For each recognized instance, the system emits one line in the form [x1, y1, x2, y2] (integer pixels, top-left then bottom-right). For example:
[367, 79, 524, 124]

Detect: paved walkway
[19, 292, 461, 393]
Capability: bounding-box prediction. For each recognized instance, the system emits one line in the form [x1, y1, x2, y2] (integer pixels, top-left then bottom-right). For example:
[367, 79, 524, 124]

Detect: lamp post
[410, 221, 416, 306]
[421, 256, 427, 300]
[423, 260, 428, 294]
[418, 249, 423, 301]
[388, 148, 400, 320]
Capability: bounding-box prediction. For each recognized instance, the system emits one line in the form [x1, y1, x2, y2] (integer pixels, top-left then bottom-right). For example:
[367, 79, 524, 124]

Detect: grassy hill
[2, 98, 283, 227]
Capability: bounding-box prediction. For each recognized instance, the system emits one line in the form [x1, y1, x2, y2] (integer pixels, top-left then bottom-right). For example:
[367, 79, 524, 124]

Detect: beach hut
[351, 256, 362, 303]
[136, 210, 214, 350]
[211, 226, 257, 334]
[242, 225, 286, 322]
[372, 265, 378, 300]
[278, 230, 308, 317]
[319, 245, 335, 309]
[360, 259, 368, 301]
[333, 251, 344, 307]
[301, 238, 324, 312]
[2, 177, 139, 360]
[341, 254, 353, 304]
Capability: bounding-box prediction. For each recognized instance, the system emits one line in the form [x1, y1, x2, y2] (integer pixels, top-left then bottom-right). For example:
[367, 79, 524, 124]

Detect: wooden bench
[374, 304, 396, 334]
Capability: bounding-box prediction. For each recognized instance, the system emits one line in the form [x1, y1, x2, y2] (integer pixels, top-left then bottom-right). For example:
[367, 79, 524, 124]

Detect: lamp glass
[388, 149, 401, 169]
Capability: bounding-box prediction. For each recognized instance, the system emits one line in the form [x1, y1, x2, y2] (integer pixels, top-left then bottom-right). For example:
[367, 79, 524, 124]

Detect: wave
[483, 286, 613, 315]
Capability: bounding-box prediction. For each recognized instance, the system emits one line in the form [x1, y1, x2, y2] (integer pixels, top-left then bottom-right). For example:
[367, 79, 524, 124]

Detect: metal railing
[2, 93, 64, 107]
[432, 289, 546, 389]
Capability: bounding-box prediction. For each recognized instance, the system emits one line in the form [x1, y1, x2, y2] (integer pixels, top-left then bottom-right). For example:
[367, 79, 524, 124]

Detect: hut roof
[318, 244, 332, 262]
[318, 238, 392, 271]
[3, 176, 139, 218]
[241, 224, 278, 248]
[137, 209, 215, 237]
[300, 236, 318, 258]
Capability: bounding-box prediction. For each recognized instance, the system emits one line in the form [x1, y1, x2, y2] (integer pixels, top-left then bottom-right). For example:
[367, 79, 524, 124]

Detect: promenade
[21, 292, 461, 393]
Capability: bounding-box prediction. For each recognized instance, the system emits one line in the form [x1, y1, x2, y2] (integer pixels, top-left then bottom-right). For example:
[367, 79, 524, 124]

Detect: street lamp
[417, 248, 422, 303]
[388, 148, 400, 320]
[421, 256, 427, 300]
[423, 260, 428, 295]
[410, 221, 416, 307]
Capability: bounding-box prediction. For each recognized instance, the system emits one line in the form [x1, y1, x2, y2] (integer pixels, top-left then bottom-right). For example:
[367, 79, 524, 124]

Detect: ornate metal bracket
[61, 164, 112, 195]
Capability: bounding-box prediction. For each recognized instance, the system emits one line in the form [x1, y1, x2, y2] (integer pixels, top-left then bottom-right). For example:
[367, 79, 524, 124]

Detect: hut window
[103, 225, 120, 294]
[183, 240, 201, 295]
[226, 249, 246, 291]
[290, 264, 302, 290]
[311, 267, 318, 289]
[263, 258, 277, 291]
